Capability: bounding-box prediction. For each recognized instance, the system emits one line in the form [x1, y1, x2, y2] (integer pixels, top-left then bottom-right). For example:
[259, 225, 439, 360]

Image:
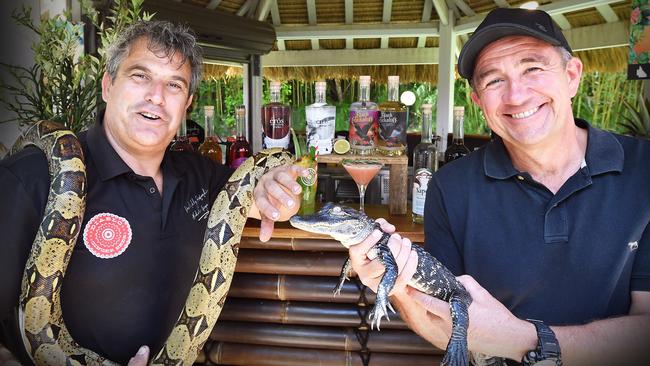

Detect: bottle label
[231, 157, 248, 169]
[263, 133, 290, 149]
[300, 167, 317, 187]
[349, 110, 379, 148]
[378, 111, 407, 147]
[262, 105, 291, 148]
[412, 168, 433, 216]
[306, 109, 336, 154]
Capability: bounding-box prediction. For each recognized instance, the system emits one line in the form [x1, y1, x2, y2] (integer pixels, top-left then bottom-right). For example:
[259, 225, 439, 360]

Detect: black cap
[457, 8, 572, 80]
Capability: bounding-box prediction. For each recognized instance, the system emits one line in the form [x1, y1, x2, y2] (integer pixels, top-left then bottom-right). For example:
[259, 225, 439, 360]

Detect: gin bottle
[305, 81, 336, 155]
[412, 104, 438, 223]
[378, 75, 407, 156]
[349, 75, 378, 155]
[261, 81, 291, 149]
[444, 106, 470, 163]
[229, 105, 252, 169]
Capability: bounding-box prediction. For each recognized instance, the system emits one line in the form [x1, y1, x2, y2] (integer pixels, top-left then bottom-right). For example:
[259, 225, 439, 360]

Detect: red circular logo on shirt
[83, 213, 132, 259]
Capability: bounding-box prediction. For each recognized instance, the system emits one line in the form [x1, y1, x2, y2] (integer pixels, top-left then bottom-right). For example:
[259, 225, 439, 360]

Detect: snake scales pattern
[11, 120, 293, 365]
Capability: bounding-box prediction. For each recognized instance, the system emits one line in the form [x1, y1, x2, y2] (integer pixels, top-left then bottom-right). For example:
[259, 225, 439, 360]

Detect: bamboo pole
[229, 273, 376, 303]
[206, 341, 443, 366]
[220, 298, 409, 329]
[239, 237, 345, 251]
[235, 249, 350, 276]
[209, 321, 440, 354]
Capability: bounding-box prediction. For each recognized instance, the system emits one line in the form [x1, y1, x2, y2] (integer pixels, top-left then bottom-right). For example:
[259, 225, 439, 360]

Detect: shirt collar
[484, 119, 624, 180]
[86, 117, 131, 181]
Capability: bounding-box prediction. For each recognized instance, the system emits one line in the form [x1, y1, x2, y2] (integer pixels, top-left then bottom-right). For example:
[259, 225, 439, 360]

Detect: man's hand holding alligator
[406, 276, 538, 361]
[348, 218, 418, 295]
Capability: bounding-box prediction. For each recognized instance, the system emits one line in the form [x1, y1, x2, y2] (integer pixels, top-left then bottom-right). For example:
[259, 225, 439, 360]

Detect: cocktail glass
[341, 159, 383, 213]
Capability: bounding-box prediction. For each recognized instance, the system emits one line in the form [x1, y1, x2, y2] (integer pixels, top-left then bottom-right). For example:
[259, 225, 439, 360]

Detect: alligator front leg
[334, 258, 352, 296]
[368, 232, 398, 329]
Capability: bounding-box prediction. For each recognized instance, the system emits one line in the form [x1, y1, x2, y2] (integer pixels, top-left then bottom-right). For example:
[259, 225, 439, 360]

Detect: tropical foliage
[194, 71, 643, 140]
[0, 0, 151, 133]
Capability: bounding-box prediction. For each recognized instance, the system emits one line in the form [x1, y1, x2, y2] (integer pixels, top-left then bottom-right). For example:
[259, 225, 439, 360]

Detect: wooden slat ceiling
[172, 0, 632, 80]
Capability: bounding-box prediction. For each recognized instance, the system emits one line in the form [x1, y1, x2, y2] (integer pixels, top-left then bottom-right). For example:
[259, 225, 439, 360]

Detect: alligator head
[289, 202, 376, 247]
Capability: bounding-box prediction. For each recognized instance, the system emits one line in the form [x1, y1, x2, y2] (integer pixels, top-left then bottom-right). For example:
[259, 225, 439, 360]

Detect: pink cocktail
[342, 159, 383, 213]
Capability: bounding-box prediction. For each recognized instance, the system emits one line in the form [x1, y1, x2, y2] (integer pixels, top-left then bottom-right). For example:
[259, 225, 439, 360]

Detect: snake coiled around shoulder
[11, 120, 294, 365]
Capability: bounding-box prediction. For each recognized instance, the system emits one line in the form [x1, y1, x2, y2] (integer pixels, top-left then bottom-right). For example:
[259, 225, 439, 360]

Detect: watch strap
[522, 319, 562, 366]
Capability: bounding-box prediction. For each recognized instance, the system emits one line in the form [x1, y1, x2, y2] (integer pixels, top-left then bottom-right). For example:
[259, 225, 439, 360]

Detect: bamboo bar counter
[198, 205, 443, 366]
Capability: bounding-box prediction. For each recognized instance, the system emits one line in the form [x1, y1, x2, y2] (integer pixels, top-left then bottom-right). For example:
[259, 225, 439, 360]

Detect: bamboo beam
[595, 4, 618, 22]
[270, 0, 281, 25]
[210, 321, 440, 354]
[235, 249, 349, 276]
[229, 273, 376, 303]
[344, 0, 353, 24]
[275, 22, 439, 40]
[239, 237, 345, 251]
[262, 48, 439, 67]
[206, 341, 443, 366]
[220, 298, 409, 329]
[206, 0, 222, 10]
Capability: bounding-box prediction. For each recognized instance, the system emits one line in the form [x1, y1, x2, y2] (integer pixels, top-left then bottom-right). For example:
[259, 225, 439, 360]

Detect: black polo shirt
[424, 119, 650, 326]
[0, 120, 233, 364]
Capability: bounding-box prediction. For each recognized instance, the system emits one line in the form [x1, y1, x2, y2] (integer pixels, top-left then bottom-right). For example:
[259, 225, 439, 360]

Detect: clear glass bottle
[378, 75, 407, 156]
[261, 81, 291, 149]
[170, 118, 194, 152]
[229, 105, 253, 169]
[444, 106, 470, 164]
[305, 81, 336, 155]
[349, 75, 379, 155]
[198, 105, 223, 164]
[412, 104, 439, 223]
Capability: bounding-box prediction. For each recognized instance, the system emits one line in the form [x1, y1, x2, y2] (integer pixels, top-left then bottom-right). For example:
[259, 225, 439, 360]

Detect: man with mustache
[0, 20, 304, 365]
[350, 8, 650, 366]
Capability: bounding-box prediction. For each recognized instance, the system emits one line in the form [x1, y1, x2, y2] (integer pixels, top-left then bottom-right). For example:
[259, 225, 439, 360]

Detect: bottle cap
[315, 81, 327, 91]
[204, 105, 214, 117]
[388, 75, 399, 86]
[270, 81, 281, 92]
[453, 106, 465, 113]
[359, 75, 371, 86]
[235, 105, 246, 118]
[421, 103, 432, 112]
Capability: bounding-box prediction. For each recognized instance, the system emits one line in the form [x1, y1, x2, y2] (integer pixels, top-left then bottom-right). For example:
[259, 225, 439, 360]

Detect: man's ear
[470, 90, 481, 106]
[185, 94, 194, 112]
[101, 72, 112, 103]
[565, 57, 583, 98]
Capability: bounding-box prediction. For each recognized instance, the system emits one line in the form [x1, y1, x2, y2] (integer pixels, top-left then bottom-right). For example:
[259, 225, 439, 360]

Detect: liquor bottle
[198, 105, 223, 164]
[305, 81, 336, 155]
[170, 118, 194, 152]
[229, 105, 253, 169]
[444, 106, 470, 163]
[261, 81, 291, 149]
[412, 104, 439, 224]
[349, 75, 379, 155]
[378, 75, 407, 156]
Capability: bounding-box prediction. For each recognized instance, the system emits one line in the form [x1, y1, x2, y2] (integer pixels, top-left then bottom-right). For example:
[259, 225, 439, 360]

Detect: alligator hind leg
[334, 258, 352, 296]
[441, 293, 471, 366]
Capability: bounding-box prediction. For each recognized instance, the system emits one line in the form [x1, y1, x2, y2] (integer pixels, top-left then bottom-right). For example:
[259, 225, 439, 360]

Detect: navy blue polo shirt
[424, 119, 650, 326]
[0, 120, 233, 364]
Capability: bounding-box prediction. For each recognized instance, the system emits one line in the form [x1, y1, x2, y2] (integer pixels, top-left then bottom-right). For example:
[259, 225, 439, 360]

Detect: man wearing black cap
[348, 7, 650, 366]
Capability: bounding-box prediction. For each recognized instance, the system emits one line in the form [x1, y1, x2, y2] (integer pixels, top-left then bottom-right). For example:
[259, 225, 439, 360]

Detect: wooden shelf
[316, 153, 408, 215]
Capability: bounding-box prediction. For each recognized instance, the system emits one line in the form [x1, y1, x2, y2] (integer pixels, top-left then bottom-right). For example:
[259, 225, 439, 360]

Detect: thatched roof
[178, 0, 633, 82]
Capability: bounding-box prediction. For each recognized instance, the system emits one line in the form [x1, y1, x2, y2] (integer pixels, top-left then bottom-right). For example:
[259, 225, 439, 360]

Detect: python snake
[11, 120, 293, 365]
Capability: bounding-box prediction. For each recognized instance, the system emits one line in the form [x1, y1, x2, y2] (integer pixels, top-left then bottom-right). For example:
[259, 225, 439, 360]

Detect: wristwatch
[521, 319, 562, 366]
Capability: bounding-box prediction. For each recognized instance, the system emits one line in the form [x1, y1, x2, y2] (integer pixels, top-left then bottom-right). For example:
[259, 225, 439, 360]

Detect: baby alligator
[290, 203, 472, 366]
